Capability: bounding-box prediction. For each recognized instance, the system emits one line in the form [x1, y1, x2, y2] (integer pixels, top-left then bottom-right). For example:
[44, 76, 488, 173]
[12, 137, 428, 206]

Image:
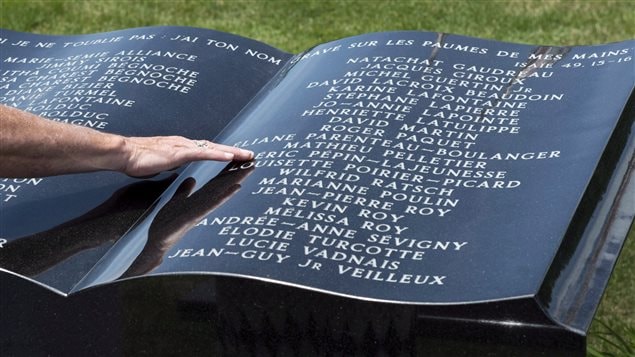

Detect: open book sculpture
[1, 27, 633, 355]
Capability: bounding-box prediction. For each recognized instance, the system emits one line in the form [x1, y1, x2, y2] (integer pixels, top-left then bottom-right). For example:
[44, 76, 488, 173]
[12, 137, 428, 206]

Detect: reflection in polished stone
[121, 164, 253, 277]
[0, 176, 175, 278]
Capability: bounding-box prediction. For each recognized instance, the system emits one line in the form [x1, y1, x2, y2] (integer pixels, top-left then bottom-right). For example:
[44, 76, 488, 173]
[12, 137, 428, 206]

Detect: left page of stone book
[0, 26, 292, 294]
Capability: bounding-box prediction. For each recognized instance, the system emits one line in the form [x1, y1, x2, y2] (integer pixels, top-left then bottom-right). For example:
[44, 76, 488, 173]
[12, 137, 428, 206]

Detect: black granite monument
[1, 27, 633, 355]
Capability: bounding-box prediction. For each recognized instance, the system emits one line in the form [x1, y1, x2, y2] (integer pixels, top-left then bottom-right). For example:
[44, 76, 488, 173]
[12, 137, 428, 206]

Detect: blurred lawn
[1, 0, 634, 49]
[1, 0, 634, 355]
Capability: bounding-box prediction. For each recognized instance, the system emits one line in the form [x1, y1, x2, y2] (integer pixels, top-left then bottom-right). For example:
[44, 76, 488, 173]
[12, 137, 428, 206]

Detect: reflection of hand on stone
[0, 176, 176, 276]
[122, 163, 254, 277]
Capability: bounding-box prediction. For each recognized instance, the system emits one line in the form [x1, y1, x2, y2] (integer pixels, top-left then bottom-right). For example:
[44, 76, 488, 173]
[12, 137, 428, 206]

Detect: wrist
[93, 133, 130, 173]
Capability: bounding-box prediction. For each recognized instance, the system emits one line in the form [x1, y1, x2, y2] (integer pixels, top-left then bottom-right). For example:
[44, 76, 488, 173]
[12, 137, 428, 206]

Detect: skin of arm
[0, 105, 254, 178]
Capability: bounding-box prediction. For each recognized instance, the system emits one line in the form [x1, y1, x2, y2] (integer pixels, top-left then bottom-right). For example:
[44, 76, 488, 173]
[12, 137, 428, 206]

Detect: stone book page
[75, 31, 634, 309]
[0, 27, 292, 294]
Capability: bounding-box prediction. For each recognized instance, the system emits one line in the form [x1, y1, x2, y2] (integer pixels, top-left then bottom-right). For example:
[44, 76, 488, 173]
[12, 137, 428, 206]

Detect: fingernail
[241, 149, 254, 159]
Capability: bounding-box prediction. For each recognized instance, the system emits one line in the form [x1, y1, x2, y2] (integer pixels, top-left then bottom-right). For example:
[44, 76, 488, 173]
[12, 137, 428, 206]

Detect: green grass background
[1, 0, 633, 354]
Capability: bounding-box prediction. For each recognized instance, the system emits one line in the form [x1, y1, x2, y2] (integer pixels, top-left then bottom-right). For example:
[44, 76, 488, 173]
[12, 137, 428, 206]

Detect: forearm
[0, 105, 254, 178]
[0, 105, 128, 177]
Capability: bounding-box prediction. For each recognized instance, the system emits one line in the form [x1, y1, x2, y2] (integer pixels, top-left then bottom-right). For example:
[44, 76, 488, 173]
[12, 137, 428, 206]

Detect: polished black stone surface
[0, 27, 291, 292]
[0, 273, 597, 356]
[1, 28, 634, 355]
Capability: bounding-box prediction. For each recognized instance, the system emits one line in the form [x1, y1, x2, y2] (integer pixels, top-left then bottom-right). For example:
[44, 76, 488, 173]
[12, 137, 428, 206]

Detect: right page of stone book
[76, 32, 635, 304]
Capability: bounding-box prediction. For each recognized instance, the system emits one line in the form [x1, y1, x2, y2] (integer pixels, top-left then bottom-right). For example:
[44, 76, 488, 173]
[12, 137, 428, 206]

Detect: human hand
[1, 105, 254, 178]
[119, 136, 254, 178]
